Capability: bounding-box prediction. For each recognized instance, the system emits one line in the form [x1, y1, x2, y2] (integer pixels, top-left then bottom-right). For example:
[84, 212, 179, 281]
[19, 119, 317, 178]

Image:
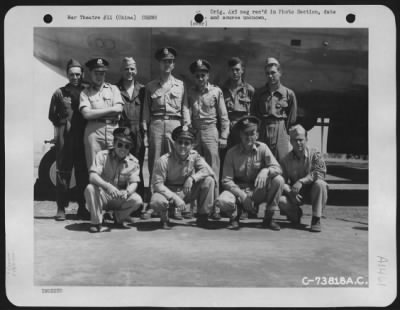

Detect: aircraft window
[291, 39, 301, 46]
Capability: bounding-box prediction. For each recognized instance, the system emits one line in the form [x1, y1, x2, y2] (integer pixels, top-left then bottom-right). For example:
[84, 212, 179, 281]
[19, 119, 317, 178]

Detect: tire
[38, 147, 77, 194]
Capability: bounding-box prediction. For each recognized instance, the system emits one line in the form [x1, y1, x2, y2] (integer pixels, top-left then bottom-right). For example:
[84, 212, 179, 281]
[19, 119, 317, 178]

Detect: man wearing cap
[279, 124, 328, 232]
[215, 116, 285, 230]
[251, 57, 297, 163]
[149, 125, 216, 229]
[117, 57, 146, 200]
[221, 57, 255, 147]
[84, 127, 143, 233]
[48, 59, 90, 221]
[142, 47, 190, 184]
[79, 57, 124, 169]
[187, 59, 230, 193]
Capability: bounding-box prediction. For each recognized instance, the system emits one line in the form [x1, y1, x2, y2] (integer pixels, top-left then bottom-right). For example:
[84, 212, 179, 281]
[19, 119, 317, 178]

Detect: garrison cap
[85, 58, 109, 71]
[155, 47, 177, 61]
[66, 59, 82, 72]
[172, 125, 196, 141]
[289, 124, 307, 138]
[265, 57, 280, 67]
[120, 57, 136, 69]
[190, 59, 211, 73]
[113, 127, 134, 144]
[234, 115, 261, 132]
[227, 57, 243, 67]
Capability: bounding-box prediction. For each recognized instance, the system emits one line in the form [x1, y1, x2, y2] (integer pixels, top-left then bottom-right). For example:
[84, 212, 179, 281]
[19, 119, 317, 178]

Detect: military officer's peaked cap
[66, 59, 83, 72]
[289, 124, 307, 138]
[190, 59, 211, 73]
[113, 127, 134, 144]
[227, 57, 243, 67]
[172, 125, 196, 141]
[234, 115, 261, 132]
[155, 47, 177, 61]
[265, 57, 280, 67]
[85, 58, 109, 71]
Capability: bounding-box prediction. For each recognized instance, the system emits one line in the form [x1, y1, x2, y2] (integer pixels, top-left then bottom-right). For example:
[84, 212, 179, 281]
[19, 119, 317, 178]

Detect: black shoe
[182, 211, 193, 219]
[102, 212, 114, 224]
[310, 216, 321, 232]
[240, 211, 248, 220]
[171, 210, 183, 220]
[160, 220, 172, 230]
[209, 212, 221, 220]
[55, 209, 66, 221]
[196, 214, 209, 227]
[114, 221, 131, 229]
[76, 207, 90, 220]
[262, 218, 281, 231]
[229, 218, 240, 230]
[292, 208, 303, 226]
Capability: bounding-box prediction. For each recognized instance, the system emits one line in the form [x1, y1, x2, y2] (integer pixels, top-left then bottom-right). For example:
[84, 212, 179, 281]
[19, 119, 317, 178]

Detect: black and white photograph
[4, 5, 396, 307]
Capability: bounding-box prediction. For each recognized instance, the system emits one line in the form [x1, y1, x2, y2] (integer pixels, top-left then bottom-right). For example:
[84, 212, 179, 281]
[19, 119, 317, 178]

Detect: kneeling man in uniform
[149, 125, 216, 229]
[279, 124, 328, 232]
[215, 116, 285, 230]
[85, 127, 143, 233]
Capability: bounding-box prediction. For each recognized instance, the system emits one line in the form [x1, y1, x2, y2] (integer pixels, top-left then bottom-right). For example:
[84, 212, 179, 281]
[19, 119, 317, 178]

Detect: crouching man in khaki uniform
[215, 116, 285, 230]
[279, 124, 328, 232]
[149, 125, 216, 229]
[85, 127, 143, 233]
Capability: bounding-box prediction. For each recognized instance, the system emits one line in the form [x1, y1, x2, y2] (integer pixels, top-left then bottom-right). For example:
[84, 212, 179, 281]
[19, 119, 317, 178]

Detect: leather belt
[152, 115, 181, 121]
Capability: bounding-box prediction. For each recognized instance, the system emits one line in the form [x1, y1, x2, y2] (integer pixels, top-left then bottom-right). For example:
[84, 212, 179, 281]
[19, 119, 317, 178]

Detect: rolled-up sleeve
[111, 85, 124, 106]
[79, 90, 90, 112]
[300, 150, 326, 184]
[151, 156, 175, 200]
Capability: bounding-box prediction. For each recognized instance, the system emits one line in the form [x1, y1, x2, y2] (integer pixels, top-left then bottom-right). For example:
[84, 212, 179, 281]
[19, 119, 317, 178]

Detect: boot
[310, 216, 321, 232]
[262, 210, 280, 231]
[228, 216, 240, 230]
[76, 203, 90, 220]
[55, 206, 66, 221]
[160, 211, 172, 230]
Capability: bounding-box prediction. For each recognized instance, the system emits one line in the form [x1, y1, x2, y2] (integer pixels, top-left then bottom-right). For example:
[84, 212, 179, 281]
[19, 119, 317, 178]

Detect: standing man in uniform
[142, 47, 190, 178]
[48, 59, 90, 221]
[85, 127, 143, 233]
[251, 57, 297, 163]
[221, 57, 255, 148]
[149, 125, 216, 229]
[187, 59, 230, 193]
[117, 57, 146, 199]
[79, 58, 124, 169]
[215, 116, 285, 230]
[279, 124, 328, 232]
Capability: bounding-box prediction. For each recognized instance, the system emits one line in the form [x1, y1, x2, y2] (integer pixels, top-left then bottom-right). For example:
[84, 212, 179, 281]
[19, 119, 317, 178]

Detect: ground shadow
[64, 222, 93, 232]
[34, 214, 78, 221]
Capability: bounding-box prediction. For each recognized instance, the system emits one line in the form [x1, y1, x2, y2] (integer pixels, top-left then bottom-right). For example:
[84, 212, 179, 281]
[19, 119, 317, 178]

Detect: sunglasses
[116, 142, 131, 150]
[176, 139, 192, 146]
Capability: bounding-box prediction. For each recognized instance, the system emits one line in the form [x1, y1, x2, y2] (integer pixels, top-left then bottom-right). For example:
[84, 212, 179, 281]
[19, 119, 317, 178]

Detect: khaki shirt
[116, 80, 145, 124]
[142, 76, 190, 126]
[221, 80, 255, 125]
[79, 83, 124, 122]
[280, 147, 326, 186]
[90, 149, 140, 189]
[151, 149, 215, 200]
[222, 141, 282, 197]
[251, 84, 297, 128]
[187, 83, 230, 139]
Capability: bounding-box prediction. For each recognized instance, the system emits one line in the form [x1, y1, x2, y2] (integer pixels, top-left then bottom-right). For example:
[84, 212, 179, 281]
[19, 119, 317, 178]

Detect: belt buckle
[163, 115, 170, 120]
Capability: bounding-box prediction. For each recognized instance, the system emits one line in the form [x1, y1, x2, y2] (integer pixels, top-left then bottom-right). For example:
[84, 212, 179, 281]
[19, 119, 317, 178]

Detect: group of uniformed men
[48, 46, 328, 233]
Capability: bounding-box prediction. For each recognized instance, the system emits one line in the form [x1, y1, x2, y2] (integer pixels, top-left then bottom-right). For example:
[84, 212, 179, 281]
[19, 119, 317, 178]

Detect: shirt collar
[239, 142, 259, 154]
[110, 149, 129, 163]
[291, 146, 309, 160]
[261, 83, 285, 96]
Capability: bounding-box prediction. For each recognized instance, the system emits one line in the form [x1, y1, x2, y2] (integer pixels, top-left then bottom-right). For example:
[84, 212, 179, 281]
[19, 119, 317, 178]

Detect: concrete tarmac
[34, 201, 368, 287]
